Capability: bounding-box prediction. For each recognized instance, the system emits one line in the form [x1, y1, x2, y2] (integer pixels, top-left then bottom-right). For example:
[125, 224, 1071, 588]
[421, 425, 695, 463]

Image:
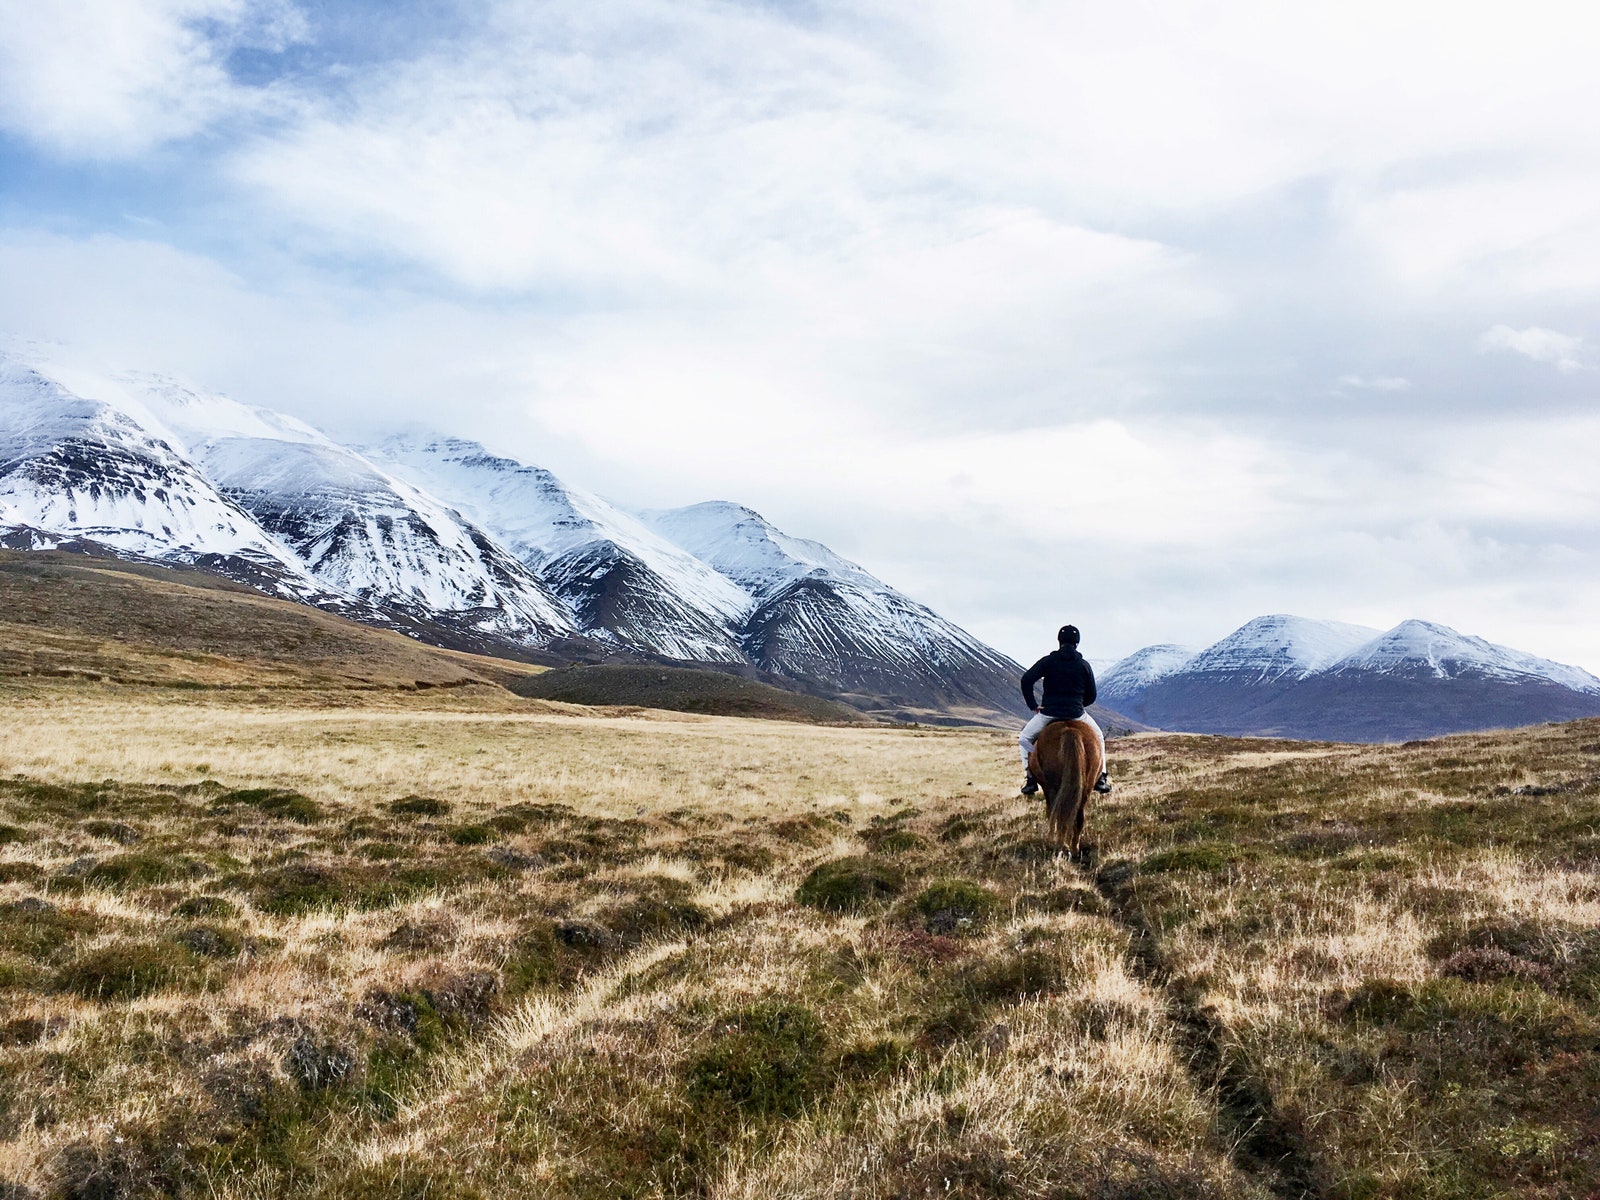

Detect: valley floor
[2, 682, 1599, 1199]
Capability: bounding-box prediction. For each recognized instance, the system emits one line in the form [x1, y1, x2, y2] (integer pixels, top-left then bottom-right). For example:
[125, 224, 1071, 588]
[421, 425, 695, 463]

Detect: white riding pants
[1019, 711, 1105, 769]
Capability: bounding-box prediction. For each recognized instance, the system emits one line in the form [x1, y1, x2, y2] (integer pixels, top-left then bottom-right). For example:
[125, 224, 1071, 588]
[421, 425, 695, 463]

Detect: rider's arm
[1020, 656, 1047, 711]
[1082, 658, 1097, 708]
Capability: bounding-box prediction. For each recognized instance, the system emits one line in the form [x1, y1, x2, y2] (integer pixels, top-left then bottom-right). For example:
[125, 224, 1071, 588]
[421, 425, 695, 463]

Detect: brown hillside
[0, 551, 545, 691]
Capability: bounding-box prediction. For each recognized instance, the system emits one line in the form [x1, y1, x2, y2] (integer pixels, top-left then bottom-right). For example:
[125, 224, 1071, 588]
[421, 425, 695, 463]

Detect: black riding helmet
[1057, 624, 1080, 647]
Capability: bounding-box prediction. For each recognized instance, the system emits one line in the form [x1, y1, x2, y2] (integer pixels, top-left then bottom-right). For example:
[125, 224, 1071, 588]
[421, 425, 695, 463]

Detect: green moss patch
[1140, 844, 1232, 874]
[795, 857, 903, 914]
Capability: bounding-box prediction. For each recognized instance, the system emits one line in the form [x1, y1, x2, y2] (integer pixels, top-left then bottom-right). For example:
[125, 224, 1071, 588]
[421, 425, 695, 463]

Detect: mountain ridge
[0, 347, 1027, 722]
[1103, 614, 1600, 741]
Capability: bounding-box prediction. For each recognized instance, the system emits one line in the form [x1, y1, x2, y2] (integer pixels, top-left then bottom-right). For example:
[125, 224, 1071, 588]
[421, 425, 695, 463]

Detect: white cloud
[1478, 324, 1586, 372]
[1339, 374, 1412, 392]
[0, 0, 305, 157]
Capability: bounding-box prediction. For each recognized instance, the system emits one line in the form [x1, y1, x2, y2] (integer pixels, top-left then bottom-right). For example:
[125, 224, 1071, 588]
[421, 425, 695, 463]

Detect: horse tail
[1048, 724, 1088, 845]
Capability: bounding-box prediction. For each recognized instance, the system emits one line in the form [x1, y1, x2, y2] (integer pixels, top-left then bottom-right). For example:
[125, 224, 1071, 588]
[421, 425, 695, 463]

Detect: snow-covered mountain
[0, 346, 1027, 718]
[363, 449, 1028, 715]
[0, 356, 325, 598]
[1097, 643, 1197, 709]
[362, 435, 749, 662]
[1329, 619, 1600, 693]
[112, 374, 574, 647]
[641, 501, 1026, 715]
[1105, 615, 1600, 741]
[641, 501, 882, 598]
[1178, 615, 1382, 682]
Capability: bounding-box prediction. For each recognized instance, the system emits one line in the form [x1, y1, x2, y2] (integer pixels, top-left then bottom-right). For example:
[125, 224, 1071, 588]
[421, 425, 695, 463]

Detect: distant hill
[0, 552, 882, 727]
[505, 663, 868, 723]
[0, 550, 543, 692]
[1102, 614, 1600, 741]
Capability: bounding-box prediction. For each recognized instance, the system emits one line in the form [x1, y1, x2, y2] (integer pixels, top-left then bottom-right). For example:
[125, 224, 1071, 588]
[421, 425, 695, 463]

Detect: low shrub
[795, 857, 903, 914]
[286, 1032, 360, 1092]
[449, 824, 494, 846]
[910, 879, 1001, 936]
[82, 820, 141, 844]
[177, 924, 245, 958]
[53, 1119, 200, 1200]
[687, 1002, 827, 1118]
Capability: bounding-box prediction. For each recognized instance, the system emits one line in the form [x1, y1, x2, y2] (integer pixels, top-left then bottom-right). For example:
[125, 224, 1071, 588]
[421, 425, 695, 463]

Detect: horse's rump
[1028, 718, 1104, 851]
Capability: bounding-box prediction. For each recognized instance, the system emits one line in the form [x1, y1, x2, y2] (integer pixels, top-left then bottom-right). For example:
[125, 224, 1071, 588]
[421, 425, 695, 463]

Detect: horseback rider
[1019, 624, 1111, 797]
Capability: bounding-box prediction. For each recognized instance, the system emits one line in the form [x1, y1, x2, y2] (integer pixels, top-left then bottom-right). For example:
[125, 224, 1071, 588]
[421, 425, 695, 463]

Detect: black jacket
[1021, 648, 1097, 719]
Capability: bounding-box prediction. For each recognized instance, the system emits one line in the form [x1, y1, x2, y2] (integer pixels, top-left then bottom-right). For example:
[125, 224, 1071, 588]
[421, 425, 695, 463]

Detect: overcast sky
[2, 0, 1598, 670]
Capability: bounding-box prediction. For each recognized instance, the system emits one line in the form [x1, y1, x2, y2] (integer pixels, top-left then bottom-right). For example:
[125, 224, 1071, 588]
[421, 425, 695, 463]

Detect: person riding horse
[1019, 624, 1112, 797]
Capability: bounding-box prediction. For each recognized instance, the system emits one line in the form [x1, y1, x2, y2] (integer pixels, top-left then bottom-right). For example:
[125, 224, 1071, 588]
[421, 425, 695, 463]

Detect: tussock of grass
[795, 856, 904, 913]
[59, 940, 212, 1000]
[214, 787, 324, 824]
[391, 795, 450, 817]
[908, 878, 1001, 936]
[686, 1000, 827, 1117]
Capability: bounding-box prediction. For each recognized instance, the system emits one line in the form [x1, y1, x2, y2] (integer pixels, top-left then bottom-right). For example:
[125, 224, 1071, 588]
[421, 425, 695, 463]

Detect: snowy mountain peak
[641, 500, 876, 599]
[361, 434, 755, 661]
[0, 354, 322, 589]
[1336, 619, 1600, 694]
[1184, 614, 1383, 681]
[1101, 644, 1197, 700]
[119, 372, 328, 449]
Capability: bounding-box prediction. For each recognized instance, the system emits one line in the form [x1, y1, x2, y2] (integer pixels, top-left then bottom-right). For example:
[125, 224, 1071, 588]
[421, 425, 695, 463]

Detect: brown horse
[1028, 718, 1104, 855]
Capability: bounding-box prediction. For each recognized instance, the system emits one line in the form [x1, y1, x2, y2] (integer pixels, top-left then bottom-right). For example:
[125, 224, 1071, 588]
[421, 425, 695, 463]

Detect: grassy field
[2, 673, 1599, 1199]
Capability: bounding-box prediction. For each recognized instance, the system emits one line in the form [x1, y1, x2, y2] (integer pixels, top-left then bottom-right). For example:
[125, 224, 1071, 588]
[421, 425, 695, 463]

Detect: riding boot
[1094, 771, 1112, 794]
[1020, 775, 1039, 796]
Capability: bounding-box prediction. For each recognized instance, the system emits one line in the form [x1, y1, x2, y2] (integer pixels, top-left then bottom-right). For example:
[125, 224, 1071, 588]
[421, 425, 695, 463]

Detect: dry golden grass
[0, 683, 1013, 817]
[3, 677, 1599, 1200]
